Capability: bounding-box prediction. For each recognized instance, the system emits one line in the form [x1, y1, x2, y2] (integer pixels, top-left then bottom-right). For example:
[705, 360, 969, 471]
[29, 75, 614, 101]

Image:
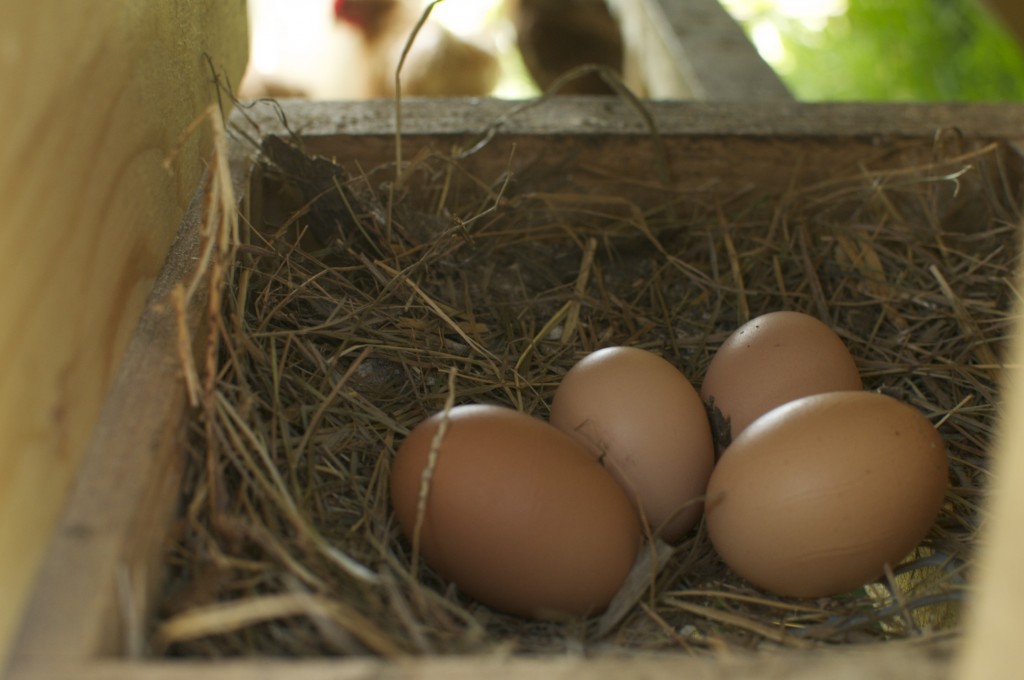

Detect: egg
[390, 403, 640, 619]
[701, 310, 862, 448]
[705, 391, 949, 598]
[549, 346, 715, 543]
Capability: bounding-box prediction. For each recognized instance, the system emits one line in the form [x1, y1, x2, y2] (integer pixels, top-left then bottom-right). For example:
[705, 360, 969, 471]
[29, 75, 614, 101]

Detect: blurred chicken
[238, 72, 311, 99]
[333, 0, 500, 97]
[509, 0, 625, 94]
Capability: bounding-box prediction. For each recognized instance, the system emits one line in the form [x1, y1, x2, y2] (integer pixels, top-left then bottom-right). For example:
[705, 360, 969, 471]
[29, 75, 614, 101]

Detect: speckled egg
[701, 311, 863, 449]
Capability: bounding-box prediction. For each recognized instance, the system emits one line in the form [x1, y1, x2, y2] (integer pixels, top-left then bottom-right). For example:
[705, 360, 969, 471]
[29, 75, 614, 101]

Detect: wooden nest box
[2, 1, 1023, 678]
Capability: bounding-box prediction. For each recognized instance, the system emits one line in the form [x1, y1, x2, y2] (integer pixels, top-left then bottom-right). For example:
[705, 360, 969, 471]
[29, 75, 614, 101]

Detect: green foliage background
[743, 0, 1024, 101]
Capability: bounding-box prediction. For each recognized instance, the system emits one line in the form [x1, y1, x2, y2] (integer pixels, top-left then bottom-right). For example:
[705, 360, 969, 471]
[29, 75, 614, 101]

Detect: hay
[151, 110, 1021, 658]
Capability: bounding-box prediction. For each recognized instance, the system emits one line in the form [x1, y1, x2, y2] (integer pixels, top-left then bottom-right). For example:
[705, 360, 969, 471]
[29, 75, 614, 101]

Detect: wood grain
[5, 180, 233, 667]
[0, 0, 247, 670]
[609, 0, 793, 101]
[233, 97, 1024, 138]
[8, 642, 955, 680]
[982, 0, 1024, 45]
[955, 188, 1024, 677]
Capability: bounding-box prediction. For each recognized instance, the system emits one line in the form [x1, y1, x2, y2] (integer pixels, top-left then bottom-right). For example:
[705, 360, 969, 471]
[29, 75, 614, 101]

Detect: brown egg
[705, 391, 949, 598]
[391, 404, 640, 619]
[549, 346, 715, 543]
[701, 311, 862, 448]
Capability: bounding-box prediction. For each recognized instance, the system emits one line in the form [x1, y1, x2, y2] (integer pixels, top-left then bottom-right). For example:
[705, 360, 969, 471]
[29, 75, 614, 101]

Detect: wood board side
[8, 642, 955, 680]
[231, 98, 1024, 139]
[0, 0, 247, 669]
[5, 155, 246, 670]
[955, 161, 1024, 677]
[609, 0, 793, 101]
[982, 0, 1024, 45]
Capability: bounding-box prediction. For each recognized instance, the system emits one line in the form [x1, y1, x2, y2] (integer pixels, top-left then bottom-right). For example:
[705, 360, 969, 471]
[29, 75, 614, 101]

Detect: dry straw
[151, 112, 1019, 656]
[151, 7, 1020, 661]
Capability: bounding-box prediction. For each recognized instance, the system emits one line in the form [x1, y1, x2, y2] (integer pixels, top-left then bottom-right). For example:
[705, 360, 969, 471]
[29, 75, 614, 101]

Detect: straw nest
[152, 104, 1021, 658]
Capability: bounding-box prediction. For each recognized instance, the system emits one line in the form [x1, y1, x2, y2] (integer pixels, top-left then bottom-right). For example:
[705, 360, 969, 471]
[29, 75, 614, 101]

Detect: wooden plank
[982, 0, 1024, 45]
[8, 642, 955, 680]
[954, 189, 1024, 676]
[0, 1, 247, 671]
[7, 185, 208, 667]
[608, 0, 792, 100]
[232, 98, 1024, 138]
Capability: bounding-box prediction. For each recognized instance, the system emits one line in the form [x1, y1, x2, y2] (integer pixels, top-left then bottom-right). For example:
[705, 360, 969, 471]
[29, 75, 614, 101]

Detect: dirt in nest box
[152, 122, 1021, 659]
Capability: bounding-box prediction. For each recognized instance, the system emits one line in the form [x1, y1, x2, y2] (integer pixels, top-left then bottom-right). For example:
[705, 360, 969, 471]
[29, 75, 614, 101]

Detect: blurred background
[240, 0, 1024, 101]
[722, 0, 1024, 100]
